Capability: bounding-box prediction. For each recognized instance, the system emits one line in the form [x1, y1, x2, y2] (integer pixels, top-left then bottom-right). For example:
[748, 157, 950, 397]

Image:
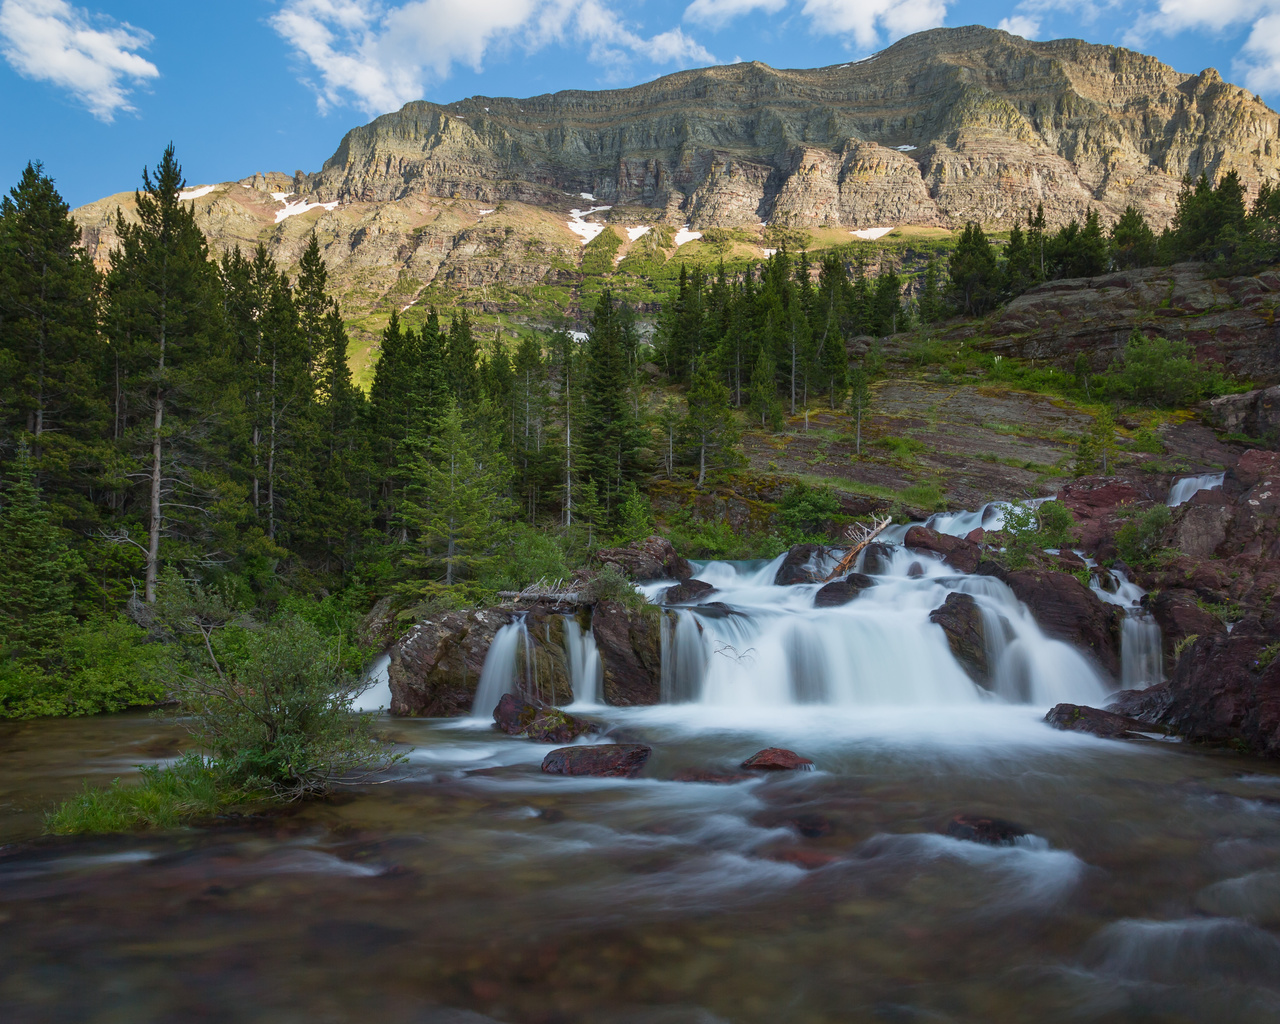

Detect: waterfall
[353, 653, 392, 712]
[1089, 567, 1163, 689]
[563, 616, 603, 705]
[471, 617, 531, 718]
[657, 546, 1109, 708]
[1166, 472, 1225, 507]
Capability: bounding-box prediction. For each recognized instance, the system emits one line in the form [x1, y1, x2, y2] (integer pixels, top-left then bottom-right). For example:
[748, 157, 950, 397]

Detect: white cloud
[272, 0, 715, 116]
[684, 0, 788, 29]
[1236, 9, 1280, 92]
[797, 0, 948, 50]
[997, 15, 1041, 37]
[0, 0, 158, 121]
[1127, 1, 1280, 97]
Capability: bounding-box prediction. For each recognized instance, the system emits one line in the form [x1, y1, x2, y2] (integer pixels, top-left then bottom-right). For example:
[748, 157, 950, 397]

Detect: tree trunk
[145, 313, 167, 603]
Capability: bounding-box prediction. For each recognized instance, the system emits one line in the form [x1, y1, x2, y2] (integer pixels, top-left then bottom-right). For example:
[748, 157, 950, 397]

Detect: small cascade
[882, 497, 1056, 542]
[1089, 567, 1163, 689]
[471, 617, 532, 718]
[1166, 472, 1225, 507]
[562, 616, 603, 705]
[353, 653, 392, 712]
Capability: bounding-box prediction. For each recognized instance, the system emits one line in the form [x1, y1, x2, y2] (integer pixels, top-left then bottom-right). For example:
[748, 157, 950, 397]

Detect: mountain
[69, 26, 1280, 375]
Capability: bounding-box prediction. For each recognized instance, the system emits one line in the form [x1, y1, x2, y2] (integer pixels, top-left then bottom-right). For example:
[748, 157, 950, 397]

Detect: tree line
[933, 170, 1280, 318]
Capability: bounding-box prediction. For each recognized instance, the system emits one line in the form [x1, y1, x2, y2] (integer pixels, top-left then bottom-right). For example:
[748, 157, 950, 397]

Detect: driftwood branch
[823, 516, 892, 582]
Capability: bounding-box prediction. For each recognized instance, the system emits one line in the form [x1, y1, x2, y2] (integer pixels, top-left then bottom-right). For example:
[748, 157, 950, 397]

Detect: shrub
[778, 482, 842, 539]
[1114, 505, 1172, 566]
[1101, 332, 1229, 408]
[45, 753, 229, 835]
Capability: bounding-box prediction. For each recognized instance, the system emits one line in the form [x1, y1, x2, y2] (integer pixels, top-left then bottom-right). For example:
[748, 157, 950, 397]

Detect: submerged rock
[662, 579, 716, 604]
[814, 573, 874, 607]
[942, 814, 1028, 846]
[492, 693, 597, 743]
[741, 748, 815, 771]
[672, 767, 753, 784]
[597, 535, 692, 581]
[541, 744, 652, 778]
[929, 592, 989, 685]
[592, 600, 665, 705]
[861, 542, 895, 575]
[1045, 703, 1153, 739]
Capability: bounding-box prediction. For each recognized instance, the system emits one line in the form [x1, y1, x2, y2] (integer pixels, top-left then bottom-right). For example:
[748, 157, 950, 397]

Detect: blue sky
[3, 0, 1280, 209]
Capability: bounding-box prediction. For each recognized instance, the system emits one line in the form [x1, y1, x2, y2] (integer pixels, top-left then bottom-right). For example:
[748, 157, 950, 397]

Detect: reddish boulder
[861, 542, 895, 575]
[662, 579, 716, 604]
[741, 748, 815, 771]
[597, 535, 692, 581]
[1044, 703, 1153, 739]
[814, 573, 875, 607]
[1233, 449, 1280, 491]
[929, 592, 989, 685]
[591, 601, 664, 705]
[1004, 568, 1123, 679]
[541, 744, 652, 778]
[1057, 480, 1146, 550]
[389, 608, 513, 716]
[903, 526, 981, 574]
[942, 814, 1028, 846]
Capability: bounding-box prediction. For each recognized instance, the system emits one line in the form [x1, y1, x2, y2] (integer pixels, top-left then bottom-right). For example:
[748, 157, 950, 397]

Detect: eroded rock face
[903, 526, 982, 574]
[541, 744, 652, 778]
[1151, 589, 1227, 661]
[389, 609, 513, 717]
[597, 536, 693, 581]
[814, 574, 875, 607]
[1206, 386, 1280, 442]
[1151, 632, 1280, 758]
[592, 601, 664, 705]
[929, 593, 989, 685]
[1004, 569, 1123, 680]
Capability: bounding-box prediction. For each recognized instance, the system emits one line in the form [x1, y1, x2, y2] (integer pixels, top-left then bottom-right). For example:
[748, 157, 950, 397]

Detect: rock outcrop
[597, 536, 693, 581]
[1045, 703, 1153, 739]
[591, 600, 665, 705]
[662, 579, 715, 604]
[1003, 568, 1123, 679]
[929, 593, 990, 685]
[1206, 385, 1280, 442]
[774, 544, 830, 585]
[904, 526, 982, 574]
[389, 608, 513, 716]
[741, 748, 815, 771]
[492, 694, 597, 743]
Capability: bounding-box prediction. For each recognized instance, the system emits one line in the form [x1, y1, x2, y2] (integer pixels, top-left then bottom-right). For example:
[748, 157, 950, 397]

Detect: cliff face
[302, 26, 1280, 230]
[69, 27, 1280, 351]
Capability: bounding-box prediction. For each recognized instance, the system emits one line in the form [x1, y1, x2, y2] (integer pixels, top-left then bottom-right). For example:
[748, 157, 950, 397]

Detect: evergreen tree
[1004, 222, 1038, 297]
[0, 161, 105, 484]
[847, 364, 872, 456]
[946, 223, 1001, 315]
[581, 291, 644, 516]
[748, 344, 784, 429]
[917, 259, 945, 324]
[106, 144, 230, 602]
[400, 400, 509, 590]
[681, 364, 741, 487]
[1110, 206, 1157, 269]
[0, 444, 82, 662]
[447, 311, 480, 406]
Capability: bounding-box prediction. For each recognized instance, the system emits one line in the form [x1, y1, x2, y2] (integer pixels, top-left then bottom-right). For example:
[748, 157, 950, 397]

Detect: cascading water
[563, 616, 603, 705]
[1089, 565, 1164, 689]
[471, 617, 532, 718]
[660, 545, 1110, 708]
[353, 653, 392, 712]
[1166, 472, 1225, 506]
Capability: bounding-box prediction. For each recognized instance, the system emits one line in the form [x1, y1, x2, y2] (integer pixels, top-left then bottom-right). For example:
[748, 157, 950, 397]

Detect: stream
[3, 522, 1280, 1022]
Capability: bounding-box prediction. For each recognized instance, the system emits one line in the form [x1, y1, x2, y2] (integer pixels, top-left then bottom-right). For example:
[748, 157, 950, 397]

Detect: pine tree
[1111, 206, 1157, 269]
[847, 364, 872, 456]
[748, 344, 783, 430]
[581, 291, 644, 516]
[106, 144, 230, 602]
[946, 222, 1001, 316]
[447, 311, 480, 407]
[0, 444, 82, 662]
[681, 364, 741, 487]
[0, 161, 106, 505]
[917, 259, 944, 324]
[401, 401, 509, 590]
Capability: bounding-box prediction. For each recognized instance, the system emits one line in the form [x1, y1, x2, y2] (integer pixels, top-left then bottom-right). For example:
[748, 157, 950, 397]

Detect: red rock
[592, 600, 663, 706]
[774, 544, 828, 585]
[1151, 589, 1226, 660]
[541, 744, 652, 778]
[741, 747, 815, 771]
[1044, 703, 1153, 739]
[1004, 568, 1123, 680]
[662, 579, 715, 604]
[966, 528, 986, 543]
[942, 814, 1028, 846]
[672, 768, 753, 784]
[903, 525, 981, 574]
[597, 535, 693, 580]
[765, 848, 840, 870]
[814, 573, 874, 607]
